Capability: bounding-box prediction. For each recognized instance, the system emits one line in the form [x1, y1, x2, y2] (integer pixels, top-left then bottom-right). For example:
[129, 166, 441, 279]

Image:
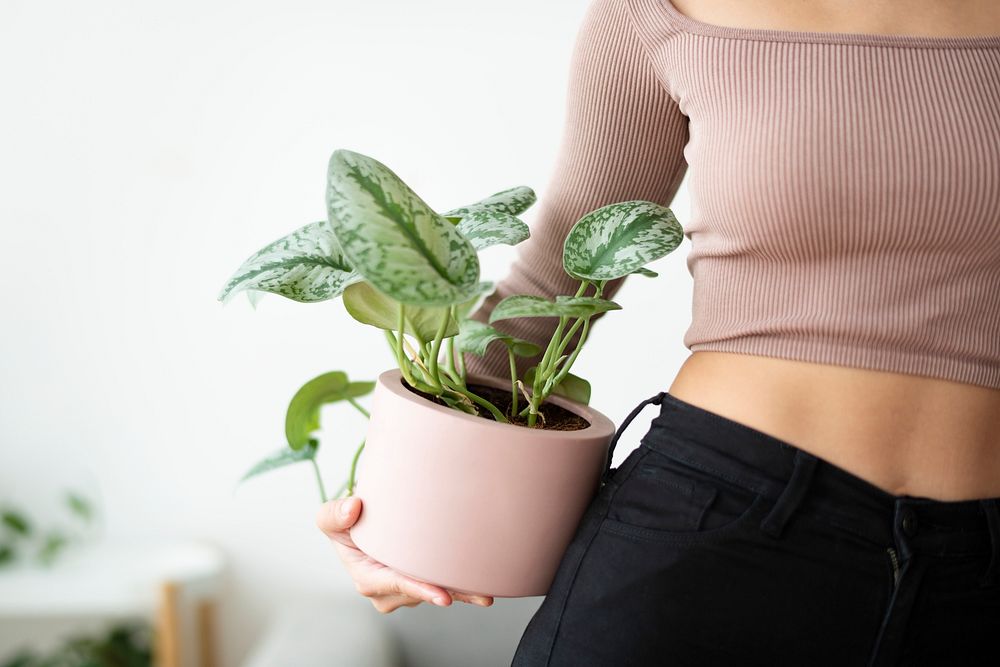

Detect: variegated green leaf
[563, 200, 683, 281]
[455, 281, 496, 319]
[455, 210, 530, 251]
[524, 366, 591, 405]
[286, 371, 375, 450]
[240, 441, 318, 483]
[553, 296, 623, 315]
[511, 340, 542, 357]
[218, 221, 362, 304]
[456, 319, 542, 358]
[441, 186, 537, 222]
[342, 282, 459, 340]
[325, 149, 480, 306]
[488, 295, 621, 323]
[631, 267, 658, 278]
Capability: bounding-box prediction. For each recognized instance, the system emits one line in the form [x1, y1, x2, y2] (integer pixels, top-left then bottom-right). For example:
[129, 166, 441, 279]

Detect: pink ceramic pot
[348, 368, 616, 598]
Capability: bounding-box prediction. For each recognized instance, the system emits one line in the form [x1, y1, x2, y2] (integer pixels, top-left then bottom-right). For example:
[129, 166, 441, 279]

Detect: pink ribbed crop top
[465, 0, 1000, 390]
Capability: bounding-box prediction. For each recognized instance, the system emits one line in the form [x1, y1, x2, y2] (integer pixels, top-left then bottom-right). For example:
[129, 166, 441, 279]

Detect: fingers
[356, 565, 495, 614]
[450, 591, 494, 607]
[379, 567, 452, 606]
[367, 591, 492, 614]
[315, 496, 361, 549]
[359, 575, 448, 614]
[316, 497, 496, 613]
[369, 594, 425, 614]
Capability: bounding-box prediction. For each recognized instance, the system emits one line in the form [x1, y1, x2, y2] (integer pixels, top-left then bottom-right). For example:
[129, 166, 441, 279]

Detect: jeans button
[901, 508, 918, 536]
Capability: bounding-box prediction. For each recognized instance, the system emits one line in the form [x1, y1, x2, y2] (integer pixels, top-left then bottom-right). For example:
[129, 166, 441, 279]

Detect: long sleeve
[463, 0, 690, 380]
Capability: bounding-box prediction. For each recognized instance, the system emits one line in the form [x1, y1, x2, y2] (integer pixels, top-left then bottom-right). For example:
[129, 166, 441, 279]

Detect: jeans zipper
[886, 546, 900, 588]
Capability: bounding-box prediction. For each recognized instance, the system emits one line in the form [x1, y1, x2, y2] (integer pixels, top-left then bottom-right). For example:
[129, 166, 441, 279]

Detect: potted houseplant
[220, 148, 683, 597]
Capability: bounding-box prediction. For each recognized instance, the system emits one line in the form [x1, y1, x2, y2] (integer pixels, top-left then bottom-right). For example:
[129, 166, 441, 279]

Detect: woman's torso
[666, 0, 1000, 502]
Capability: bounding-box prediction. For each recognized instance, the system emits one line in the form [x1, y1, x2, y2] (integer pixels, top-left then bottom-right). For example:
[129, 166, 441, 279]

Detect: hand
[316, 496, 495, 614]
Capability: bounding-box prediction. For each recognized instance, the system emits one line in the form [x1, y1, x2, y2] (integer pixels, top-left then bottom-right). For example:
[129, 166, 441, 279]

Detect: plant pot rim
[377, 368, 615, 438]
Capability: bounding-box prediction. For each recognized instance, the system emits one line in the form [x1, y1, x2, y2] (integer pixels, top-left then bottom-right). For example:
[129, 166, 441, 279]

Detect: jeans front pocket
[601, 444, 767, 543]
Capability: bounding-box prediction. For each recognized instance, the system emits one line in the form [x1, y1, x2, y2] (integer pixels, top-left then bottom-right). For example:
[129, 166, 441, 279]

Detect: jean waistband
[637, 391, 1000, 559]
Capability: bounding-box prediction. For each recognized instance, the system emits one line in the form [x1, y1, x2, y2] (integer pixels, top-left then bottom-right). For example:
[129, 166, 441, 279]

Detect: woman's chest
[672, 47, 1000, 258]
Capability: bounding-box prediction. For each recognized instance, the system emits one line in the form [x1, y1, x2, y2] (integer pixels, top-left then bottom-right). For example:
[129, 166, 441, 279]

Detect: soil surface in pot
[403, 380, 591, 431]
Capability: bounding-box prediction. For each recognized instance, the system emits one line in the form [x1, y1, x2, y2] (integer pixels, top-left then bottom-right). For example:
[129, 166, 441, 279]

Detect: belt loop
[759, 449, 819, 539]
[600, 391, 667, 488]
[978, 498, 1000, 588]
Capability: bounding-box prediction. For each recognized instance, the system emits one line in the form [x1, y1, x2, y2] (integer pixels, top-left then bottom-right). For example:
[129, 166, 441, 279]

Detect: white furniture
[0, 540, 226, 667]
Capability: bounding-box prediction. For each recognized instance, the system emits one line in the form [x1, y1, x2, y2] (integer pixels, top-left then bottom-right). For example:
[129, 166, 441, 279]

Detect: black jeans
[511, 391, 1000, 666]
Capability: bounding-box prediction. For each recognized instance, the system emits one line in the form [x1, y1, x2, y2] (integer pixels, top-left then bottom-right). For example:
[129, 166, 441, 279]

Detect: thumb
[316, 496, 362, 538]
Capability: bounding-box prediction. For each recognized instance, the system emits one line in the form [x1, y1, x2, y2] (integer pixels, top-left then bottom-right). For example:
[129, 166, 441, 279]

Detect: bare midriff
[667, 351, 1000, 501]
[661, 1, 1000, 502]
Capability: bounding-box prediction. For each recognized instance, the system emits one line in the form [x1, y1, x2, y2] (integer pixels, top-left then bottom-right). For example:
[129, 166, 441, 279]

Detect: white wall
[0, 0, 693, 664]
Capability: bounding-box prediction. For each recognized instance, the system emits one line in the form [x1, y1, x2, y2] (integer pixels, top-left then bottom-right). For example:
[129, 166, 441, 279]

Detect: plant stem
[388, 329, 439, 394]
[440, 375, 508, 423]
[347, 397, 370, 419]
[391, 307, 439, 394]
[528, 280, 590, 426]
[458, 345, 467, 385]
[384, 328, 399, 358]
[508, 347, 519, 417]
[549, 317, 591, 390]
[446, 306, 463, 388]
[442, 363, 464, 387]
[536, 281, 589, 385]
[544, 280, 601, 393]
[428, 310, 450, 391]
[552, 316, 585, 362]
[447, 335, 457, 377]
[545, 280, 603, 389]
[346, 438, 365, 496]
[409, 326, 426, 351]
[394, 305, 412, 384]
[310, 459, 328, 503]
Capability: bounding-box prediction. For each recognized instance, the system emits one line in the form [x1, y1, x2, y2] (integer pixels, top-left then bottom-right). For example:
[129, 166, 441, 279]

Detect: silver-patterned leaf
[563, 200, 683, 281]
[553, 296, 623, 315]
[630, 267, 658, 278]
[326, 149, 480, 306]
[342, 282, 459, 340]
[488, 295, 621, 323]
[455, 210, 530, 251]
[441, 186, 537, 222]
[240, 441, 319, 483]
[218, 221, 362, 304]
[456, 319, 542, 358]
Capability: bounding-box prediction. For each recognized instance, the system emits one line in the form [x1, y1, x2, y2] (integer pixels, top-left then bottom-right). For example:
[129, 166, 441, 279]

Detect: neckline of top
[658, 0, 1000, 49]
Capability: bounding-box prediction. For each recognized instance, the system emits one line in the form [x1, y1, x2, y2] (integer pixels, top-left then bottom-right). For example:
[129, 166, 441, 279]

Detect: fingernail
[433, 596, 449, 606]
[340, 499, 354, 517]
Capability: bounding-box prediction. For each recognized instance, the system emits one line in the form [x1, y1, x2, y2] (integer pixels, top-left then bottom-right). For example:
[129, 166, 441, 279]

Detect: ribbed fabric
[464, 0, 1000, 390]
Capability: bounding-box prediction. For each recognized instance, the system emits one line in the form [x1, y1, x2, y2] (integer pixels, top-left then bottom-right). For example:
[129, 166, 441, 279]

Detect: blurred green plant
[0, 491, 96, 569]
[0, 621, 151, 667]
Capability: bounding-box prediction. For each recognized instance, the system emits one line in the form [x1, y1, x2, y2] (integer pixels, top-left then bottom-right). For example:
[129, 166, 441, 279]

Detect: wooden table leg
[155, 581, 181, 667]
[197, 599, 217, 667]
